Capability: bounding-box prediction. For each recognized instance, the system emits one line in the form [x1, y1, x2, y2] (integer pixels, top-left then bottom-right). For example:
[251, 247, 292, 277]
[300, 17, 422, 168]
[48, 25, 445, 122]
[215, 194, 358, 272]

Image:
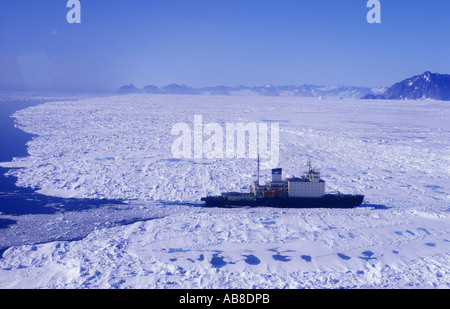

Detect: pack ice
[0, 94, 449, 289]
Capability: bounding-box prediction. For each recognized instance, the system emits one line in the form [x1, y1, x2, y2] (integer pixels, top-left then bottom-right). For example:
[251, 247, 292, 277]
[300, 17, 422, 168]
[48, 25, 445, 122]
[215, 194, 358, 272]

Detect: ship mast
[257, 154, 260, 185]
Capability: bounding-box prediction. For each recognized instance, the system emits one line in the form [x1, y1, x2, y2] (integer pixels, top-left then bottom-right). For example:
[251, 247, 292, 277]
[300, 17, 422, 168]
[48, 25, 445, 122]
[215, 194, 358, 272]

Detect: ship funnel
[272, 168, 282, 183]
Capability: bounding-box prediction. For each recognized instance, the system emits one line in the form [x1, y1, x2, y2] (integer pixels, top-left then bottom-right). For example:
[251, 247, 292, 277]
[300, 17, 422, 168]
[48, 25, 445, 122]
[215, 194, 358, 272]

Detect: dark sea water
[0, 100, 37, 163]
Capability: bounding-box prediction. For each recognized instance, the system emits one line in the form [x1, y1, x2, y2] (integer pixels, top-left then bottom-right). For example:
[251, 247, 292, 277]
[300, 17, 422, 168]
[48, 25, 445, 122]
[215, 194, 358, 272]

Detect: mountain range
[362, 71, 450, 101]
[119, 83, 384, 99]
[119, 71, 450, 101]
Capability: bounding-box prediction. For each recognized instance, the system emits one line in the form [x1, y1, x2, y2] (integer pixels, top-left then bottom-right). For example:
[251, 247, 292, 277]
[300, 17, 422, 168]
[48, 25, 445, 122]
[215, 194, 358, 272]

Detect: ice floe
[0, 94, 449, 288]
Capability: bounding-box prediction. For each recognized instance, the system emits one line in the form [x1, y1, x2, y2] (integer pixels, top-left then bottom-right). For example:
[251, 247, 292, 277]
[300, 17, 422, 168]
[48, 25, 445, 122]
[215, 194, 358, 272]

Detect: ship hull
[201, 194, 364, 209]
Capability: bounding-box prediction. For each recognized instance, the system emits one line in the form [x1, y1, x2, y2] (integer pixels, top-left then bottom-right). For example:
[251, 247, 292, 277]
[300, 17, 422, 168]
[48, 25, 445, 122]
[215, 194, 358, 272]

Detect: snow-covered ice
[0, 94, 449, 288]
[1, 204, 449, 288]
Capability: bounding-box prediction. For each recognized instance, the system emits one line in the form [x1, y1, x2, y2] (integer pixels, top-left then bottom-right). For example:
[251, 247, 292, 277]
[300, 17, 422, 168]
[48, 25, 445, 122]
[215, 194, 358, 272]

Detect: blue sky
[1, 0, 450, 92]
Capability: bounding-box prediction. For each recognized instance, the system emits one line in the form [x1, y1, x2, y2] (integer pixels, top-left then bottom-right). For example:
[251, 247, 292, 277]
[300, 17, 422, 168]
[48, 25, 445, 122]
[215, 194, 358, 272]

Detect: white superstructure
[287, 177, 325, 198]
[253, 160, 326, 198]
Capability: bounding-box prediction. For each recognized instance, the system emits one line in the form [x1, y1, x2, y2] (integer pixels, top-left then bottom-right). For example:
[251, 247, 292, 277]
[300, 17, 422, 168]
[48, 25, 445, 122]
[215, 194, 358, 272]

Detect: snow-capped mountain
[362, 71, 450, 101]
[119, 83, 381, 99]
